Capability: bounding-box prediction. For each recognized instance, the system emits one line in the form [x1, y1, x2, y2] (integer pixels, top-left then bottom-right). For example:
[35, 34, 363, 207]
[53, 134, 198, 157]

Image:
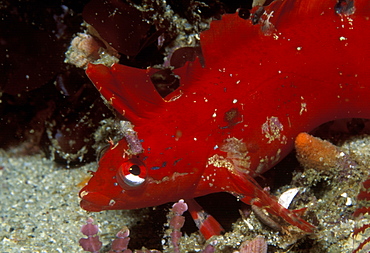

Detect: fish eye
[116, 158, 147, 189]
[129, 165, 141, 175]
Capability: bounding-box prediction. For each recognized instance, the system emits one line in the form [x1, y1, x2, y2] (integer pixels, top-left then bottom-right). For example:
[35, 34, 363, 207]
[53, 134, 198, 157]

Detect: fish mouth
[79, 190, 115, 212]
[80, 199, 104, 212]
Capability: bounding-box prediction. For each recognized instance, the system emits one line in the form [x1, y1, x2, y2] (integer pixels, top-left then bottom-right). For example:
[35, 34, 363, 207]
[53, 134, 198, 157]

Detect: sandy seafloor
[0, 150, 139, 253]
[1, 134, 370, 253]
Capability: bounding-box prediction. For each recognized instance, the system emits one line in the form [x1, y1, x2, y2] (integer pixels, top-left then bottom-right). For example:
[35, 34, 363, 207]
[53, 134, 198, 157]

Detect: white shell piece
[341, 193, 352, 206]
[278, 188, 300, 209]
[345, 197, 352, 206]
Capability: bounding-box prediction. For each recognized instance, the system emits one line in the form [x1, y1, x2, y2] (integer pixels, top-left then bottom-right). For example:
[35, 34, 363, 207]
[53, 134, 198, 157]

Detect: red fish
[79, 0, 370, 233]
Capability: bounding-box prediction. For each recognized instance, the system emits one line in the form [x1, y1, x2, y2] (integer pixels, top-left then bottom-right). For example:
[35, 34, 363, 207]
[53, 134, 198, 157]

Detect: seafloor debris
[292, 133, 369, 252]
[233, 235, 267, 253]
[352, 177, 370, 252]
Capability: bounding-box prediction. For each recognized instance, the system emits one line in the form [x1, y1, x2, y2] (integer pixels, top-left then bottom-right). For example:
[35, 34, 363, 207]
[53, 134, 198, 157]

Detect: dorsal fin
[86, 63, 165, 125]
[199, 13, 253, 68]
[164, 58, 203, 101]
[199, 0, 365, 68]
